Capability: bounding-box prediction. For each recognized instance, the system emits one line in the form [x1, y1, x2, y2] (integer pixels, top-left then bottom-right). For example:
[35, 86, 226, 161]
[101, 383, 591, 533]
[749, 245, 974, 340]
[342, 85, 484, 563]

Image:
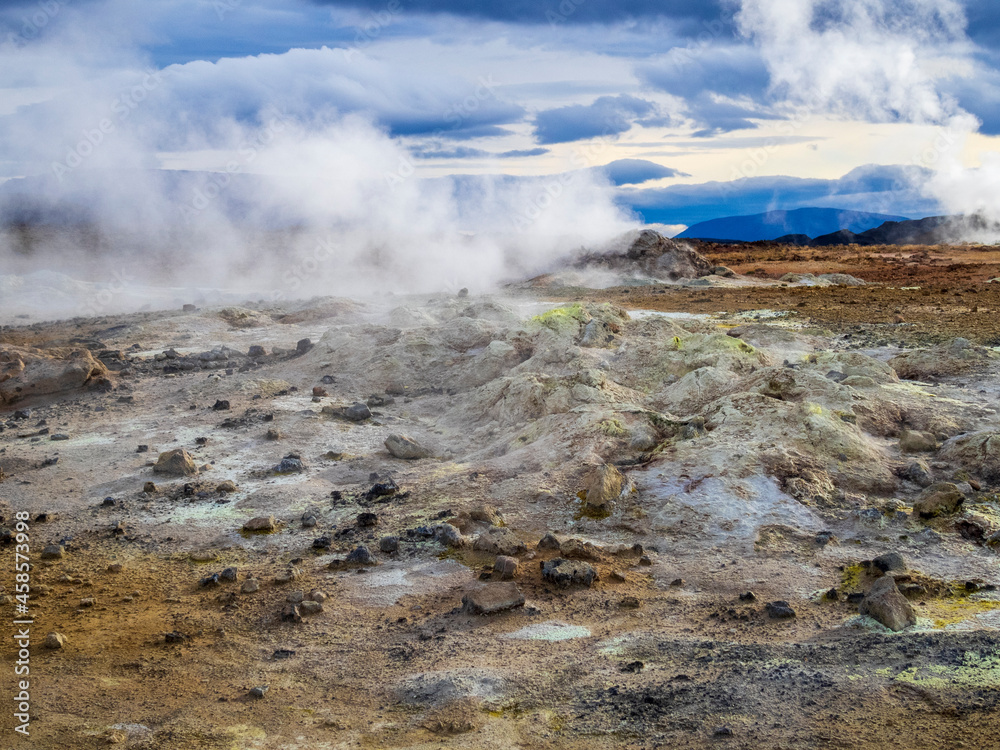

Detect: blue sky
[2, 0, 1000, 231]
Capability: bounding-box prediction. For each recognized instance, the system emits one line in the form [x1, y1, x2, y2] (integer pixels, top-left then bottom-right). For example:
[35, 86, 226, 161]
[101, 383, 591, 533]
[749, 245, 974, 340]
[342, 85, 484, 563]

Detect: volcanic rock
[0, 346, 109, 405]
[913, 482, 965, 518]
[385, 433, 432, 460]
[462, 583, 525, 615]
[152, 448, 198, 476]
[860, 576, 916, 631]
[541, 558, 597, 587]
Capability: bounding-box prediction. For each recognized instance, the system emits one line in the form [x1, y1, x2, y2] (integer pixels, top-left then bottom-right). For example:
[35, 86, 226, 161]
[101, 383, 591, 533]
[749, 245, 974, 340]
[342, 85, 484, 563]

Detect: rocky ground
[3, 236, 1000, 749]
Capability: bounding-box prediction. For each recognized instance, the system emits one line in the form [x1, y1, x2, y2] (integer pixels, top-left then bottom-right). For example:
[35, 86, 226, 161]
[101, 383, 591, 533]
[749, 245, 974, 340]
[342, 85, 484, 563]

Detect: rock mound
[0, 346, 108, 405]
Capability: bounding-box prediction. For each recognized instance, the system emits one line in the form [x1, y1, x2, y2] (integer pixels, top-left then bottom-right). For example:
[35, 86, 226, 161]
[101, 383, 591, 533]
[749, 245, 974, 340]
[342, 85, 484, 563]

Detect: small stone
[344, 546, 376, 565]
[136, 444, 149, 453]
[860, 575, 916, 631]
[493, 555, 519, 580]
[41, 544, 65, 560]
[164, 631, 187, 643]
[286, 590, 305, 603]
[243, 516, 277, 533]
[610, 570, 627, 582]
[462, 582, 525, 614]
[296, 338, 313, 354]
[143, 481, 157, 494]
[301, 513, 317, 528]
[356, 512, 379, 528]
[216, 480, 237, 493]
[541, 558, 597, 587]
[274, 567, 302, 584]
[435, 523, 465, 548]
[582, 463, 625, 513]
[384, 433, 432, 460]
[212, 399, 231, 411]
[343, 402, 371, 421]
[312, 535, 332, 550]
[273, 455, 305, 474]
[670, 578, 684, 587]
[247, 345, 266, 357]
[312, 386, 328, 397]
[220, 567, 238, 582]
[473, 526, 525, 556]
[44, 632, 66, 649]
[871, 552, 906, 573]
[281, 604, 302, 622]
[379, 536, 399, 553]
[249, 685, 269, 698]
[619, 596, 641, 609]
[152, 448, 199, 476]
[913, 482, 964, 518]
[765, 601, 796, 619]
[300, 600, 323, 615]
[50, 433, 69, 441]
[713, 726, 734, 737]
[200, 573, 220, 588]
[107, 563, 123, 574]
[538, 533, 562, 550]
[79, 597, 95, 607]
[189, 550, 217, 562]
[266, 427, 281, 441]
[899, 429, 938, 453]
[101, 497, 116, 507]
[241, 579, 260, 594]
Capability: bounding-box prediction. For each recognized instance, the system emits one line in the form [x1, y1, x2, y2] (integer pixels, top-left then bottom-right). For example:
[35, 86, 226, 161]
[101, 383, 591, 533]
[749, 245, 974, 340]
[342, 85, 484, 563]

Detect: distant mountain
[677, 207, 909, 242]
[809, 215, 1000, 246]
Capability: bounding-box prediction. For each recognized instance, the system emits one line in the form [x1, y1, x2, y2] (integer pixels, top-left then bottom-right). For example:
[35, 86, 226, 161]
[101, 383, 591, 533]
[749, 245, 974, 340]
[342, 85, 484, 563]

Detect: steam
[0, 3, 637, 316]
[735, 0, 1000, 233]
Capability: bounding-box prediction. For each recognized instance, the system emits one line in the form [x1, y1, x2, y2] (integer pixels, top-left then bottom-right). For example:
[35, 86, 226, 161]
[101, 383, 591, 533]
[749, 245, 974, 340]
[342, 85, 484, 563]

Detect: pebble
[493, 556, 519, 580]
[541, 558, 597, 588]
[300, 600, 323, 616]
[40, 544, 65, 560]
[344, 546, 376, 565]
[379, 536, 400, 553]
[241, 579, 260, 594]
[220, 567, 238, 582]
[44, 632, 66, 649]
[765, 601, 796, 619]
[243, 516, 277, 533]
[356, 512, 379, 528]
[249, 685, 269, 698]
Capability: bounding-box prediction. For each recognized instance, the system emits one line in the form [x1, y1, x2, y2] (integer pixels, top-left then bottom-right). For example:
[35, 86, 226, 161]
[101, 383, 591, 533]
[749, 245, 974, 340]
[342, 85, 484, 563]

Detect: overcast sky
[2, 0, 1000, 227]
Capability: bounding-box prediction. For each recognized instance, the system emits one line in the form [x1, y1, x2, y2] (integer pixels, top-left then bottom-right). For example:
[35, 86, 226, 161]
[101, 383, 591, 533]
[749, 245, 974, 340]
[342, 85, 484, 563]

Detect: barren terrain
[3, 239, 1000, 749]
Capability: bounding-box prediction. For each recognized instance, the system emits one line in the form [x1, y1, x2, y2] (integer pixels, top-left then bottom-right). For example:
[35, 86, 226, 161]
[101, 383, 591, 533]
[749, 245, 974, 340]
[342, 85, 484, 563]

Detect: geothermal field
[3, 230, 1000, 749]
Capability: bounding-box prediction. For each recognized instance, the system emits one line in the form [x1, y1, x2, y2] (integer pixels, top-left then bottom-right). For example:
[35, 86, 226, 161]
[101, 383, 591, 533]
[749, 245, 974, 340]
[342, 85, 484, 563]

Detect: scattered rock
[899, 429, 938, 453]
[152, 448, 198, 476]
[385, 433, 432, 460]
[344, 545, 376, 565]
[765, 601, 796, 619]
[243, 516, 277, 533]
[356, 512, 379, 528]
[212, 399, 231, 411]
[913, 482, 965, 518]
[462, 582, 525, 614]
[281, 604, 302, 623]
[241, 579, 260, 594]
[300, 600, 323, 616]
[473, 527, 526, 556]
[582, 464, 625, 514]
[434, 523, 465, 548]
[273, 455, 305, 474]
[380, 536, 399, 553]
[301, 513, 317, 528]
[40, 544, 64, 560]
[493, 556, 519, 580]
[899, 460, 933, 487]
[249, 685, 269, 698]
[537, 533, 562, 550]
[44, 632, 66, 649]
[266, 427, 281, 441]
[541, 558, 597, 587]
[871, 552, 906, 573]
[860, 576, 916, 631]
[220, 567, 238, 582]
[216, 480, 237, 493]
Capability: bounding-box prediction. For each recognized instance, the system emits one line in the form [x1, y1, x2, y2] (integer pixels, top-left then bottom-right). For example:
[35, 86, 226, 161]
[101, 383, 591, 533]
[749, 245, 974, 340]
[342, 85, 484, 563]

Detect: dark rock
[281, 604, 302, 622]
[312, 535, 331, 550]
[345, 545, 376, 565]
[220, 567, 238, 582]
[164, 631, 187, 643]
[200, 573, 220, 588]
[541, 558, 597, 587]
[860, 575, 916, 631]
[296, 338, 313, 354]
[101, 497, 116, 507]
[212, 399, 230, 411]
[40, 544, 65, 560]
[871, 552, 906, 573]
[379, 536, 400, 553]
[249, 685, 269, 698]
[356, 512, 379, 528]
[493, 555, 518, 580]
[343, 402, 371, 421]
[247, 345, 266, 358]
[537, 533, 562, 550]
[273, 455, 305, 474]
[765, 601, 796, 619]
[136, 444, 149, 453]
